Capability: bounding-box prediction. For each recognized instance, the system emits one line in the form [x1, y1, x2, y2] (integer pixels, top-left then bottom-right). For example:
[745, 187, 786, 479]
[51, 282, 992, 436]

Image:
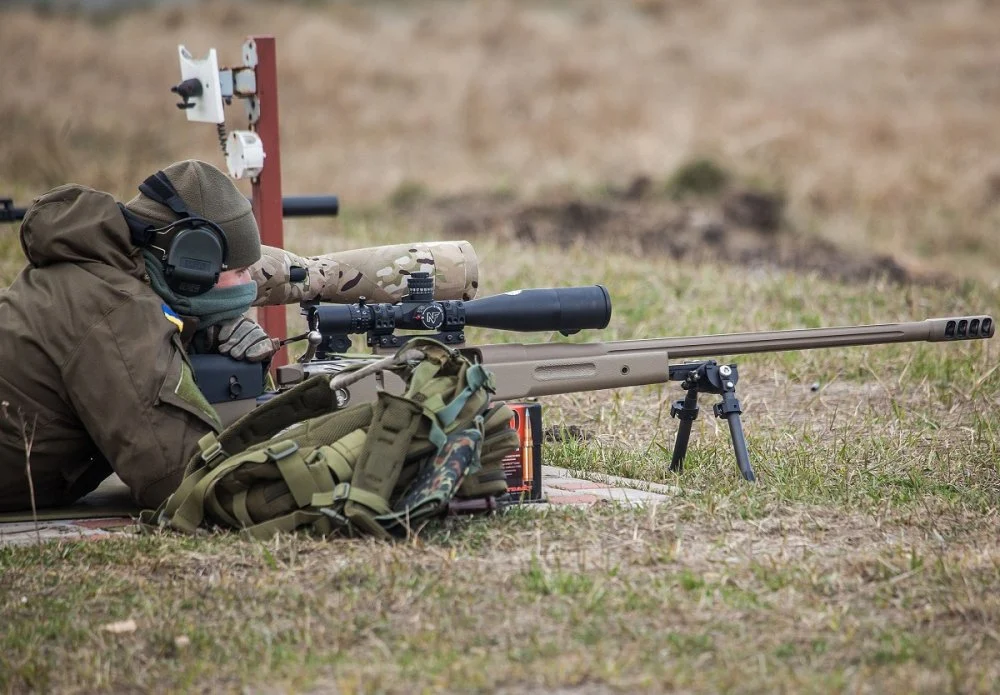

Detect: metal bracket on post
[241, 40, 262, 125]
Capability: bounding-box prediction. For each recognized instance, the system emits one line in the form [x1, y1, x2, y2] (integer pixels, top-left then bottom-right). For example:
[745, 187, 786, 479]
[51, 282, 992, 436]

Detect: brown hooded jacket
[0, 185, 221, 511]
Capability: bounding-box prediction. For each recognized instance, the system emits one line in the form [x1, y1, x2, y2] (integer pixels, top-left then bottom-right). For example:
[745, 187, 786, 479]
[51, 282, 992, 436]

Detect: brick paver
[544, 493, 602, 505]
[546, 480, 613, 491]
[539, 465, 675, 510]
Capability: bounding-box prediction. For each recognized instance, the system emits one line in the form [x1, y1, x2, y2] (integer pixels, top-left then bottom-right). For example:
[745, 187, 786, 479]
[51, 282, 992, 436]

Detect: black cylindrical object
[281, 195, 340, 218]
[0, 199, 28, 223]
[463, 285, 612, 332]
[312, 304, 382, 336]
[4, 196, 341, 223]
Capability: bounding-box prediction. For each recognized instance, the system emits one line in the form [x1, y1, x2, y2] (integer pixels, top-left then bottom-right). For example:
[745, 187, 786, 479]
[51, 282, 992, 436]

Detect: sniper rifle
[192, 272, 994, 482]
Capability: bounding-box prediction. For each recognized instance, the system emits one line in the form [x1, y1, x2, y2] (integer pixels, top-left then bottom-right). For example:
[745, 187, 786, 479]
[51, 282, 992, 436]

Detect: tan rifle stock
[463, 315, 994, 401]
[274, 315, 992, 404]
[267, 314, 992, 481]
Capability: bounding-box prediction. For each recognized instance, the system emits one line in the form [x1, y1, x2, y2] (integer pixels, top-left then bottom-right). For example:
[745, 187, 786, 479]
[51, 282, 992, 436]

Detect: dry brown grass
[2, 0, 999, 280]
[1, 6, 999, 690]
[3, 503, 1000, 693]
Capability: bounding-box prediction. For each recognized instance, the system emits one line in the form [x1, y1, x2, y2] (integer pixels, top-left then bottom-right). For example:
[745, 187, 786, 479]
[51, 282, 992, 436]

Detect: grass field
[2, 216, 999, 693]
[2, 1, 1000, 693]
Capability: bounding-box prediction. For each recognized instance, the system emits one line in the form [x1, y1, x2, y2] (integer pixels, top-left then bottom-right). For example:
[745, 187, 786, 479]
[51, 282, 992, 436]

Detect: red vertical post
[247, 35, 287, 367]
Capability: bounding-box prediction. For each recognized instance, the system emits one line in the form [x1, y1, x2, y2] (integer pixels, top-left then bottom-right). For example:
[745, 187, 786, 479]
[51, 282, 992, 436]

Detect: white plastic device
[226, 130, 266, 179]
[177, 45, 226, 124]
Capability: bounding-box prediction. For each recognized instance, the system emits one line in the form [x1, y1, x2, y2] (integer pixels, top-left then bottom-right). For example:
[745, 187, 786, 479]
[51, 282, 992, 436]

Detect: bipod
[668, 360, 755, 481]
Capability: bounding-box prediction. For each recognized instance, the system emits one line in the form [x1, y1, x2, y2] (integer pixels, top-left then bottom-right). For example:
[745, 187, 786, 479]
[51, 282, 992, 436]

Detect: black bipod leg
[712, 365, 755, 482]
[669, 388, 700, 473]
[667, 361, 756, 481]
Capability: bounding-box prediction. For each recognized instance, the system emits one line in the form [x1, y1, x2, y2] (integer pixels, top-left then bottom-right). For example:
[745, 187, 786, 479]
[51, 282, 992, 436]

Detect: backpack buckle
[319, 485, 353, 533]
[265, 440, 299, 462]
[198, 434, 226, 468]
[319, 508, 353, 536]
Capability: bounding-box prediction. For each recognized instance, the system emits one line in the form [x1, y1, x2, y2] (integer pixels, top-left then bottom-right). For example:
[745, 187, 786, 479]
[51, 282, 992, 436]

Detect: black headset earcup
[127, 170, 231, 296]
[164, 226, 226, 296]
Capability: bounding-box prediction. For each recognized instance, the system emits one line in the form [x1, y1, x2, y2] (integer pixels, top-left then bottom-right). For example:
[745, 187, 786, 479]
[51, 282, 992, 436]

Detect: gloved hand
[216, 316, 280, 363]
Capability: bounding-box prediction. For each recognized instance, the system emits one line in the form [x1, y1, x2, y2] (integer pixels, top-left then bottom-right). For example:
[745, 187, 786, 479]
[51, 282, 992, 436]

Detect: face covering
[142, 249, 257, 328]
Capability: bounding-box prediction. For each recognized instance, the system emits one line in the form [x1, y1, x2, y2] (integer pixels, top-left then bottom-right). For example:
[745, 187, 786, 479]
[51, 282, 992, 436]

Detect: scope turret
[306, 274, 612, 352]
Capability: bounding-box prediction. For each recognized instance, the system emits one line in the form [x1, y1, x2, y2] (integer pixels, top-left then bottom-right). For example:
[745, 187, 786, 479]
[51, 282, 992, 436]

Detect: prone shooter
[0, 159, 994, 540]
[0, 160, 480, 519]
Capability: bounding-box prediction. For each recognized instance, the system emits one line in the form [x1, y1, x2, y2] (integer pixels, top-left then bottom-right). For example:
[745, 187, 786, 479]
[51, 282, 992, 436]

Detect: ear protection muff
[122, 171, 229, 297]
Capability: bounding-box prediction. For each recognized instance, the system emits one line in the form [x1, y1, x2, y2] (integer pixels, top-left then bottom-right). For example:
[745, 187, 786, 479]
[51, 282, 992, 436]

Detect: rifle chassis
[265, 274, 994, 482]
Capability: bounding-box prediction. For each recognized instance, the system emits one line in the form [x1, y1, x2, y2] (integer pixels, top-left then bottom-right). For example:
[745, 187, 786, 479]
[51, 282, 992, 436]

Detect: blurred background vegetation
[1, 0, 998, 287]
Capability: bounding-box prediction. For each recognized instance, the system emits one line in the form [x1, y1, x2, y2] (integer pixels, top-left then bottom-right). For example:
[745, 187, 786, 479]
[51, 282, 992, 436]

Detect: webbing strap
[268, 443, 322, 509]
[312, 428, 366, 483]
[436, 363, 489, 425]
[346, 486, 393, 515]
[154, 465, 210, 528]
[311, 481, 350, 511]
[404, 354, 447, 397]
[424, 411, 448, 451]
[239, 509, 330, 541]
[311, 490, 336, 507]
[204, 488, 241, 528]
[350, 394, 423, 507]
[198, 432, 227, 468]
[308, 447, 351, 486]
[139, 469, 208, 533]
[232, 489, 252, 526]
[162, 455, 253, 533]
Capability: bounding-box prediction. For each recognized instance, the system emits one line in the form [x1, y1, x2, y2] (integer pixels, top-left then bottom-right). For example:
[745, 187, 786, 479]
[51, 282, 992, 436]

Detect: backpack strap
[342, 393, 425, 539]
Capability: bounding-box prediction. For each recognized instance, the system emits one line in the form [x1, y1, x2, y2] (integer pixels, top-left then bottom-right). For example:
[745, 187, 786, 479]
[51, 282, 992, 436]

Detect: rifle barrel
[647, 315, 993, 359]
[467, 316, 994, 401]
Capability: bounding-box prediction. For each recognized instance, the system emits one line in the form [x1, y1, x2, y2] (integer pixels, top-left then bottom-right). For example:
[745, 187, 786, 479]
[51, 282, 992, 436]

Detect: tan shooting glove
[216, 316, 280, 363]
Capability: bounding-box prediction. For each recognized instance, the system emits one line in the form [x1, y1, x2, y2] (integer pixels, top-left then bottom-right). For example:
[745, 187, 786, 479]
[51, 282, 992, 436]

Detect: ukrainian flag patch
[162, 303, 184, 332]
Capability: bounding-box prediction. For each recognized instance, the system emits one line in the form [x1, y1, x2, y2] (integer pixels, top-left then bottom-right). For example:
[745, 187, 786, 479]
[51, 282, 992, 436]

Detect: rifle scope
[307, 275, 611, 349]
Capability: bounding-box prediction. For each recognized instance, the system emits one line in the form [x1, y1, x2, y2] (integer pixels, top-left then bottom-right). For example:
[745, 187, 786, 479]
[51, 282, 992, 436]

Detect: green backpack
[142, 338, 520, 540]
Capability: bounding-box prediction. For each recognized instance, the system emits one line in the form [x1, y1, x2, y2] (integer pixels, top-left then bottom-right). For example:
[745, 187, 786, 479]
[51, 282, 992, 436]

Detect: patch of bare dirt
[400, 177, 930, 285]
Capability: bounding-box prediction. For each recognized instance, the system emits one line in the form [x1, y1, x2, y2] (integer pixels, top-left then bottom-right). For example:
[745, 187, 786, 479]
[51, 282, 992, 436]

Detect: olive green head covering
[124, 159, 261, 269]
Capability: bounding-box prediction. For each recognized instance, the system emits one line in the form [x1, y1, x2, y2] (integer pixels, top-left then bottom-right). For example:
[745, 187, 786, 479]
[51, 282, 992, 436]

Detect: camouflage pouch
[375, 427, 483, 539]
[455, 403, 520, 499]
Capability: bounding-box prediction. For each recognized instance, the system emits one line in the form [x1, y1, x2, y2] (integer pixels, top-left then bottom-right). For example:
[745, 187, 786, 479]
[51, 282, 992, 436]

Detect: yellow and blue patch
[161, 303, 184, 332]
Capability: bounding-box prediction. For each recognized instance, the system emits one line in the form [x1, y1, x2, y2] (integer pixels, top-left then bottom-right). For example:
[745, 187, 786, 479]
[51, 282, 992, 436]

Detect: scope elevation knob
[405, 272, 435, 303]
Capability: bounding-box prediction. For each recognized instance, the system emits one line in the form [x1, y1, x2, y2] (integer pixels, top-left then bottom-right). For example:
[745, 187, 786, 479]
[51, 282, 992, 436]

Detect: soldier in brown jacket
[0, 160, 480, 512]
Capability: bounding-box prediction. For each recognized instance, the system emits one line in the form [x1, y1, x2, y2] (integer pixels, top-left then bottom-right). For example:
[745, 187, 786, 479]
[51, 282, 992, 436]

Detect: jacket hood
[19, 184, 143, 278]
